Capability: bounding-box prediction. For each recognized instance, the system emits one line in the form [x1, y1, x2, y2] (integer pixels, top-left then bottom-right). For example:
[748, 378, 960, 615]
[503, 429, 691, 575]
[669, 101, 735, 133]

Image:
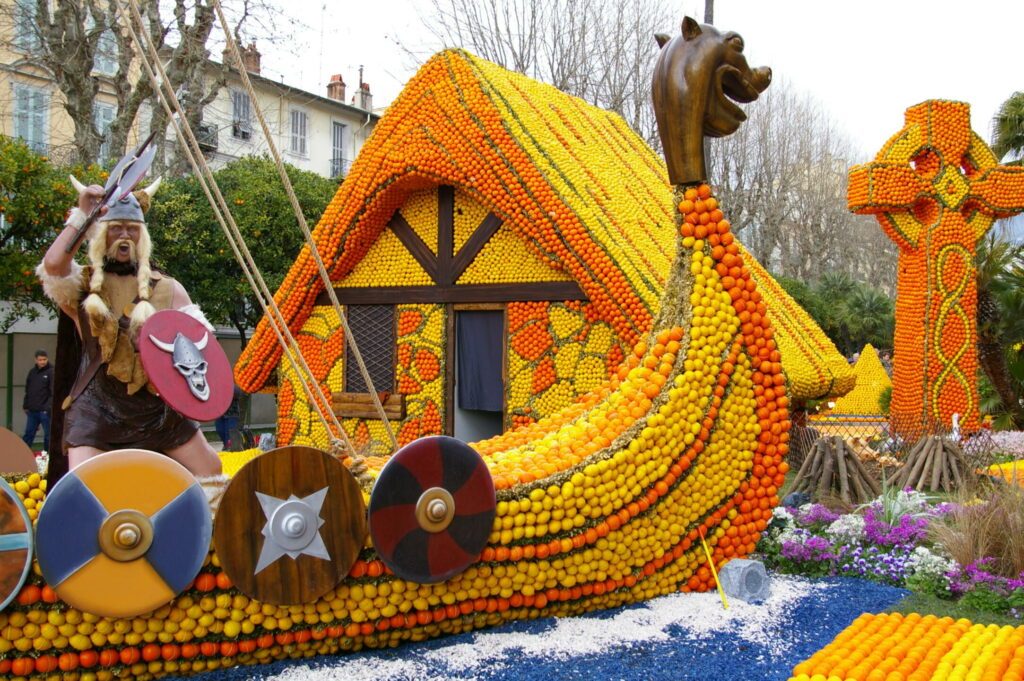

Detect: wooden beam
[444, 302, 455, 436]
[332, 392, 406, 420]
[437, 186, 455, 285]
[451, 212, 503, 283]
[388, 212, 438, 283]
[317, 282, 587, 305]
[453, 302, 506, 311]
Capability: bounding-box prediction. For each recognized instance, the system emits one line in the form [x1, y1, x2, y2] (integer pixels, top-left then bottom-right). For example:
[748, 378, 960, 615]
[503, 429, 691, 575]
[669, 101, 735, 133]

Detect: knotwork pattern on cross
[848, 100, 1024, 435]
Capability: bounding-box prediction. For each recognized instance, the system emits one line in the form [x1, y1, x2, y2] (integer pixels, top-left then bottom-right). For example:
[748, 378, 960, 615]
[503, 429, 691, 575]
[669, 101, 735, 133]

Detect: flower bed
[759, 489, 1024, 618]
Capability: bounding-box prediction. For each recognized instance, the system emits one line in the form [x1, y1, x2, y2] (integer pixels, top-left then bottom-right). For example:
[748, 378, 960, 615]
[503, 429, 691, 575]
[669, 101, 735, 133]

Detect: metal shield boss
[34, 450, 211, 619]
[140, 309, 233, 421]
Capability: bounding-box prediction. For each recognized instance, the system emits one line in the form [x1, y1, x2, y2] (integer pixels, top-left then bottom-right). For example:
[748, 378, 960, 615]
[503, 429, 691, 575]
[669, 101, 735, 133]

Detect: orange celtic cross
[848, 100, 1024, 434]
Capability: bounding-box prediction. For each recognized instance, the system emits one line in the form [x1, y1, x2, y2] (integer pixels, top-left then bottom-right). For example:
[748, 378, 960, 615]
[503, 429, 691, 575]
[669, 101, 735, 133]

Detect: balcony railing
[330, 157, 352, 179]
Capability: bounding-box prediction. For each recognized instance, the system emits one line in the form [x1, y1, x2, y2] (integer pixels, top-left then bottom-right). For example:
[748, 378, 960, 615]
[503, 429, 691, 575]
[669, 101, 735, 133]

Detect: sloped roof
[235, 49, 852, 401]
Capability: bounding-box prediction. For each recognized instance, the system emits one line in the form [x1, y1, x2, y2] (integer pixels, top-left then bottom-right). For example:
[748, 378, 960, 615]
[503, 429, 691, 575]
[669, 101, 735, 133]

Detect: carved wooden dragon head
[652, 16, 771, 185]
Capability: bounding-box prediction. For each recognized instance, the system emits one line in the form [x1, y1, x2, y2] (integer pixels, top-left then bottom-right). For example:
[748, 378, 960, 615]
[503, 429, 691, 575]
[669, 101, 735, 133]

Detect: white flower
[825, 514, 865, 540]
[772, 507, 794, 522]
[906, 546, 955, 578]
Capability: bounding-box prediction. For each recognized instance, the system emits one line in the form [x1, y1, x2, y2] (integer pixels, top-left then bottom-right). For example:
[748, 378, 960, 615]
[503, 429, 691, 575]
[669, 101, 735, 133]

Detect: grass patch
[887, 592, 1022, 626]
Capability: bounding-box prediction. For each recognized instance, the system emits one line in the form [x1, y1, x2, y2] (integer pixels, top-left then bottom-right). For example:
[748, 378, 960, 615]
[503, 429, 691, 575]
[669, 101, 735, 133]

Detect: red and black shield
[369, 436, 496, 584]
[140, 309, 232, 421]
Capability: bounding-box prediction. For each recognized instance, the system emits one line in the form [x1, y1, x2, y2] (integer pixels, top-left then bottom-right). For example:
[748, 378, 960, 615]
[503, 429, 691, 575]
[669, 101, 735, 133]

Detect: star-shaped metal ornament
[253, 487, 331, 575]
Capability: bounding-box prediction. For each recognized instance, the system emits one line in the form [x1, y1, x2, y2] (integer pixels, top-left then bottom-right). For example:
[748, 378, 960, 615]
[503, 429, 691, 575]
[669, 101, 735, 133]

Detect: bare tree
[423, 0, 673, 146]
[4, 0, 288, 172]
[708, 79, 897, 292]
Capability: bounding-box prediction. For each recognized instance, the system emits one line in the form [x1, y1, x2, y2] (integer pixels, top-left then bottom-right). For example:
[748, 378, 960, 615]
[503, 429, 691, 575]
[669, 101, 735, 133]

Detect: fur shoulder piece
[36, 260, 84, 309]
[179, 303, 215, 332]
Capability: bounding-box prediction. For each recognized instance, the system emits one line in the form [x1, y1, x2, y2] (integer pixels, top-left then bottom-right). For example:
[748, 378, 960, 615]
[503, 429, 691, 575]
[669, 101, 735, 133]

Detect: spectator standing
[215, 385, 246, 450]
[23, 350, 53, 452]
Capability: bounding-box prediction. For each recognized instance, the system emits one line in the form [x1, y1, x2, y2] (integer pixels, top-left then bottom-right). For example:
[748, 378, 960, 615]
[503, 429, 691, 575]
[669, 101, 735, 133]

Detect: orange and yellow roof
[235, 49, 852, 402]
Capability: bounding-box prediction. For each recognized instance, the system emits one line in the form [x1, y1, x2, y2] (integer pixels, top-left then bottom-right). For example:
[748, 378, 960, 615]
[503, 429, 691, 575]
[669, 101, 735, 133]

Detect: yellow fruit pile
[790, 612, 1024, 681]
[832, 344, 892, 415]
[11, 473, 45, 522]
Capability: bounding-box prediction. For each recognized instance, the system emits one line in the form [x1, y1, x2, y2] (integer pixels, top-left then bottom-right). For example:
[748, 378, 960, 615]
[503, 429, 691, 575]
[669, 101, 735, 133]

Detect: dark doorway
[453, 310, 504, 442]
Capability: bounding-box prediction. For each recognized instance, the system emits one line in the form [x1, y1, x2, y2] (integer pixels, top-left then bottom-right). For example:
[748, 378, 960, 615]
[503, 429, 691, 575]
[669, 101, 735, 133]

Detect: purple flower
[863, 506, 930, 546]
[797, 504, 841, 527]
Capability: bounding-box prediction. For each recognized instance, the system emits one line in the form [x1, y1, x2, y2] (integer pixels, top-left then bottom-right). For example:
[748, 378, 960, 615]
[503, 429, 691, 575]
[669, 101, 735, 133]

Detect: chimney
[326, 74, 346, 102]
[221, 41, 262, 75]
[241, 41, 261, 75]
[357, 65, 372, 111]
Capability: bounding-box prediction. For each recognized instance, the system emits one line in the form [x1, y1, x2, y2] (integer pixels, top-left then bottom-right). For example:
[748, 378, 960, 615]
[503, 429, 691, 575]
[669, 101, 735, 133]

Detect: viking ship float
[0, 12, 805, 680]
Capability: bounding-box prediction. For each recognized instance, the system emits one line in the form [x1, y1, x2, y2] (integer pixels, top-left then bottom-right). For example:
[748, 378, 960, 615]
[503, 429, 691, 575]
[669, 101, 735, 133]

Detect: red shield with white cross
[140, 309, 233, 421]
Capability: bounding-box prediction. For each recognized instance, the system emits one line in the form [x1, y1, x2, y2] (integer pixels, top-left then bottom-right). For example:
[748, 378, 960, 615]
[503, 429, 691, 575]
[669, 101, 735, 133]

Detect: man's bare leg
[165, 431, 223, 477]
[68, 445, 104, 469]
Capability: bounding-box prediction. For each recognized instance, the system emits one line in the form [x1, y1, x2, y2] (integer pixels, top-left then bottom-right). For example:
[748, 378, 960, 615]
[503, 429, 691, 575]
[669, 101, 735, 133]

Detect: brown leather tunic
[63, 273, 197, 452]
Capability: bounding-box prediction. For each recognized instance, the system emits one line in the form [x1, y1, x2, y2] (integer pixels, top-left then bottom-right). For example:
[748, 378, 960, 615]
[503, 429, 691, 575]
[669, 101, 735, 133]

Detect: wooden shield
[0, 477, 33, 611]
[214, 446, 367, 606]
[0, 428, 38, 474]
[35, 449, 211, 619]
[139, 309, 232, 421]
[369, 436, 495, 584]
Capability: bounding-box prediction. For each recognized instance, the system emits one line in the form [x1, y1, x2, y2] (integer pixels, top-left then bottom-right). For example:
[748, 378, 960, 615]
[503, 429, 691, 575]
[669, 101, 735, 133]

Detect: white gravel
[258, 575, 822, 681]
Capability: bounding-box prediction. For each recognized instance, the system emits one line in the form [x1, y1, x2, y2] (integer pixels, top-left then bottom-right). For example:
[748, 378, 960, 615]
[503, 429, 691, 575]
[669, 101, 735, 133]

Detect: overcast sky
[257, 0, 1022, 160]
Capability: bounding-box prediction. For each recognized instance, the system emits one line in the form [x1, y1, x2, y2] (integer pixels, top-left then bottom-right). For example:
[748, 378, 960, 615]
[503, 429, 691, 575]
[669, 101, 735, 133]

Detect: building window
[231, 90, 251, 140]
[13, 0, 41, 54]
[290, 109, 308, 156]
[330, 121, 348, 178]
[94, 102, 115, 163]
[93, 29, 117, 76]
[344, 305, 395, 394]
[13, 83, 48, 153]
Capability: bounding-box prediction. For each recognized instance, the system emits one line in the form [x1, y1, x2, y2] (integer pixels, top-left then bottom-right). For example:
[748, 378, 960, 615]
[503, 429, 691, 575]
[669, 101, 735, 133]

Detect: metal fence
[790, 412, 1007, 492]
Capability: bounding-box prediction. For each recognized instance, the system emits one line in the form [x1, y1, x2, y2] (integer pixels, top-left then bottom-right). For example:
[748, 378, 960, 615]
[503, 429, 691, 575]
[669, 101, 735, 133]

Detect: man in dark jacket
[23, 349, 53, 452]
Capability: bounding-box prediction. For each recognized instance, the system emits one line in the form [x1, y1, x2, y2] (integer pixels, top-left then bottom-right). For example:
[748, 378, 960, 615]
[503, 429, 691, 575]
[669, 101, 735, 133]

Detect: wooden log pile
[888, 435, 972, 493]
[789, 436, 881, 504]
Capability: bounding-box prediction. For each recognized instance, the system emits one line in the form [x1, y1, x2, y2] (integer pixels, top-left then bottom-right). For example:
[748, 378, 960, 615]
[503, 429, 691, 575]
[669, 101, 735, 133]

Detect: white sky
[258, 0, 1023, 161]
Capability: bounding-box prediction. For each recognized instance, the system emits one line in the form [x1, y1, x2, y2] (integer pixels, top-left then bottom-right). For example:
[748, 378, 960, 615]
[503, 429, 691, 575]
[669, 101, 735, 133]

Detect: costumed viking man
[37, 178, 228, 511]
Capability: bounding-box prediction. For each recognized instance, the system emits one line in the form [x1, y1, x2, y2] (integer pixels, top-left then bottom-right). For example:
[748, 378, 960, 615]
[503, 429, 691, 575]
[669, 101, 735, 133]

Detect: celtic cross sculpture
[848, 100, 1024, 434]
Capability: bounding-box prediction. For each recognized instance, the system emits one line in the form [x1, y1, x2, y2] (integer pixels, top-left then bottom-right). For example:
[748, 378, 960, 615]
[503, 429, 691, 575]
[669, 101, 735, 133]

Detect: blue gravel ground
[173, 576, 907, 681]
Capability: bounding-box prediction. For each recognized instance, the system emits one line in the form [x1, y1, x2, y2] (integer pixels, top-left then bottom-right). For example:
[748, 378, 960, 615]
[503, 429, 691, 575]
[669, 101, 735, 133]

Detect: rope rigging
[116, 0, 396, 485]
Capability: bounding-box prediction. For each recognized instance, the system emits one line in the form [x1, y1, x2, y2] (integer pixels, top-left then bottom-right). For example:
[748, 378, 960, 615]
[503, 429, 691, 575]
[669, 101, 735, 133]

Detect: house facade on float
[234, 49, 854, 454]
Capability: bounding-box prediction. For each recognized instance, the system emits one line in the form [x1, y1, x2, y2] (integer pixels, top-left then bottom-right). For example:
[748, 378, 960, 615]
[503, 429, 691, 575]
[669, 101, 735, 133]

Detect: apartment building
[1, 3, 379, 177]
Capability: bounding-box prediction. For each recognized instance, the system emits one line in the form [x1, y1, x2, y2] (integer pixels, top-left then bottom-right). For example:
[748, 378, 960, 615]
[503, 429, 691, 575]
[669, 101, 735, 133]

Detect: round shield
[0, 428, 38, 474]
[214, 446, 367, 606]
[0, 477, 33, 611]
[139, 309, 232, 421]
[35, 449, 211, 619]
[369, 436, 496, 584]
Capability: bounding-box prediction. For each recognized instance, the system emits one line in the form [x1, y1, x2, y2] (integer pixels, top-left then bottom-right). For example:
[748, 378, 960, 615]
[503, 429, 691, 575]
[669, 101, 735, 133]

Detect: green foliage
[776, 272, 894, 355]
[879, 385, 893, 416]
[960, 585, 1010, 614]
[889, 592, 1023, 626]
[147, 156, 337, 345]
[992, 91, 1024, 165]
[0, 136, 105, 330]
[905, 569, 951, 599]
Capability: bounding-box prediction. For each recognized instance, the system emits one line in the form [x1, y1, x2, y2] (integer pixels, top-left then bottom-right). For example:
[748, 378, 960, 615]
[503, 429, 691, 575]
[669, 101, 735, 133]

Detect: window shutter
[344, 305, 395, 394]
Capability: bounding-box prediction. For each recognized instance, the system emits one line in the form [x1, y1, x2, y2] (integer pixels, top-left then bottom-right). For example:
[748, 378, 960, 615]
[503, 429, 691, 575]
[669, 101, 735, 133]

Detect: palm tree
[845, 286, 894, 350]
[992, 92, 1024, 165]
[976, 235, 1024, 427]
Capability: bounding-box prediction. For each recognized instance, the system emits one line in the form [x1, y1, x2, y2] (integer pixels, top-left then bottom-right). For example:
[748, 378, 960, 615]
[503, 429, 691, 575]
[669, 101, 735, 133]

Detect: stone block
[718, 558, 770, 604]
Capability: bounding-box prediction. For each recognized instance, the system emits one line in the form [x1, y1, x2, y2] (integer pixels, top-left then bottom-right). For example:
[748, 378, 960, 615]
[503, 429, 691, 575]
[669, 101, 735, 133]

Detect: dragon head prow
[652, 16, 771, 185]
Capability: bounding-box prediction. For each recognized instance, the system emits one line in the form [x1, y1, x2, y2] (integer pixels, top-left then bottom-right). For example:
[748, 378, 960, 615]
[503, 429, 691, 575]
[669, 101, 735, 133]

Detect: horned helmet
[69, 176, 162, 335]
